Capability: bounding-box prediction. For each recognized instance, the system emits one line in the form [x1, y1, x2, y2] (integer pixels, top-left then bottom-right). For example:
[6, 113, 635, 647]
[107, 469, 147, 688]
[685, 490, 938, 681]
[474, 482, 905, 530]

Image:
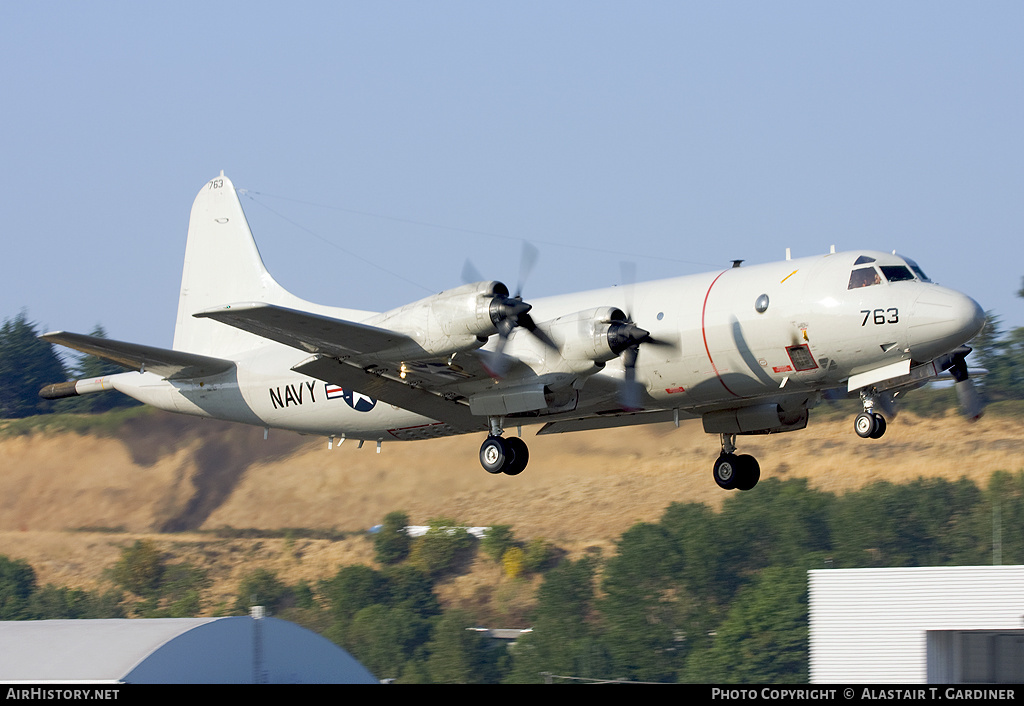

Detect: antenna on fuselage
[731, 259, 744, 268]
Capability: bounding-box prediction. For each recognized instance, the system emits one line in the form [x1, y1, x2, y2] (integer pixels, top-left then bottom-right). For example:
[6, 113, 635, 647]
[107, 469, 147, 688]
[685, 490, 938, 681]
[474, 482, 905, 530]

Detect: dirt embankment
[0, 409, 1021, 603]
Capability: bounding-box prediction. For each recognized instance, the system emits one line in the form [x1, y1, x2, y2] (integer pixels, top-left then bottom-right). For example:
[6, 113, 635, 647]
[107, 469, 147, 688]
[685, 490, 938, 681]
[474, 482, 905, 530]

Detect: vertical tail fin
[172, 173, 292, 355]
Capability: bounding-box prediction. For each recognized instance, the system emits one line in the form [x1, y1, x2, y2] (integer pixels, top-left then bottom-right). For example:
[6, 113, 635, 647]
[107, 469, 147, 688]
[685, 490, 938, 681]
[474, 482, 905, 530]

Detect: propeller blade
[946, 346, 985, 421]
[517, 312, 559, 351]
[461, 259, 484, 285]
[516, 241, 539, 297]
[619, 345, 643, 411]
[956, 379, 985, 421]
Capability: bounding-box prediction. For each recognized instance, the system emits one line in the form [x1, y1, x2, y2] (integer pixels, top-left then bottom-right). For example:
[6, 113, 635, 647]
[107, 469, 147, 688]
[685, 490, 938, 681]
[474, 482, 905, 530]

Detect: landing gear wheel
[855, 412, 886, 439]
[734, 454, 761, 491]
[480, 436, 508, 474]
[713, 453, 740, 490]
[713, 453, 761, 491]
[503, 436, 529, 476]
[479, 436, 530, 475]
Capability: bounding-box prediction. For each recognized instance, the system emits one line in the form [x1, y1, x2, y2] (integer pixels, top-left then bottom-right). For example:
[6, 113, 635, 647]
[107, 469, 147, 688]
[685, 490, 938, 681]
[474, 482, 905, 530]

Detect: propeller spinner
[466, 242, 557, 376]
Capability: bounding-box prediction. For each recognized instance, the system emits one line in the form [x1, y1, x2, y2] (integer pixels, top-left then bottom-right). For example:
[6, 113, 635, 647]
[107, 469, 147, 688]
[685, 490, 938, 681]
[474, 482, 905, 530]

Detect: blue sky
[2, 3, 1022, 349]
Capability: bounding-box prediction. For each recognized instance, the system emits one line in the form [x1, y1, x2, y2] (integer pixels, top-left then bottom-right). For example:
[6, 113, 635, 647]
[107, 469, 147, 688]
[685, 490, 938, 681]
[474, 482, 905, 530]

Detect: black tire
[479, 436, 508, 474]
[869, 413, 887, 439]
[735, 454, 761, 491]
[713, 453, 739, 490]
[503, 436, 529, 476]
[854, 412, 876, 439]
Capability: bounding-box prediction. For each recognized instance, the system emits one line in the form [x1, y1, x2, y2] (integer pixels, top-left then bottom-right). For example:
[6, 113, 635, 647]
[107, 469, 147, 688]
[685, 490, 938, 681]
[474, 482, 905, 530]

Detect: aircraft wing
[41, 331, 235, 380]
[194, 303, 415, 360]
[197, 302, 494, 431]
[292, 355, 485, 433]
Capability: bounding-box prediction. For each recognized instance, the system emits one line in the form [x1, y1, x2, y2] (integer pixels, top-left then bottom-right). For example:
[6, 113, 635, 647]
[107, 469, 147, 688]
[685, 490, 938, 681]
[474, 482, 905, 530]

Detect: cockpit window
[902, 256, 931, 282]
[854, 255, 877, 265]
[880, 265, 915, 283]
[848, 267, 881, 289]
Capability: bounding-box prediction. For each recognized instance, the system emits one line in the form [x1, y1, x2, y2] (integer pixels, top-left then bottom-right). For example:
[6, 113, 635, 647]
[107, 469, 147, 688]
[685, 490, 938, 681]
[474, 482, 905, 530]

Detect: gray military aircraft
[40, 173, 986, 490]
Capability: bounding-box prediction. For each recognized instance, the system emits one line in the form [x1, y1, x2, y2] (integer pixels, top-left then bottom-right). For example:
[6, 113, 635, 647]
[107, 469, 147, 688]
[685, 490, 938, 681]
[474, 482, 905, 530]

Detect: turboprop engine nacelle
[367, 281, 521, 361]
[543, 307, 642, 371]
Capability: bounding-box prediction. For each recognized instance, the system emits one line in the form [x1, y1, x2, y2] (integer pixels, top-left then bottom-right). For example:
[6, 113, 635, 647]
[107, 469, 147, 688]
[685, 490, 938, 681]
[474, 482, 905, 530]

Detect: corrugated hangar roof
[0, 616, 377, 684]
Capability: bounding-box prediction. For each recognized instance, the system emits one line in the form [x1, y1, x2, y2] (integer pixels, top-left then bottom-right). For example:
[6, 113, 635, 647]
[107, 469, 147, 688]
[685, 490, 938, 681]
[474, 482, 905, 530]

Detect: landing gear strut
[854, 389, 887, 439]
[712, 433, 760, 491]
[479, 417, 530, 476]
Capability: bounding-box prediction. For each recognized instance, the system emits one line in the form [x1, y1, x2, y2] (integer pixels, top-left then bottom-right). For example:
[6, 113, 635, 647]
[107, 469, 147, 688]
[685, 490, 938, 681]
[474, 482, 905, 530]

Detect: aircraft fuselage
[107, 248, 982, 445]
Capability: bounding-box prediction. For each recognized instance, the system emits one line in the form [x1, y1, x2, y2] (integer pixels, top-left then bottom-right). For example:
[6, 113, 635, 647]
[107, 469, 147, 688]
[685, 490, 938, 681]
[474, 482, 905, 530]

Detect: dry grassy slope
[0, 409, 1022, 605]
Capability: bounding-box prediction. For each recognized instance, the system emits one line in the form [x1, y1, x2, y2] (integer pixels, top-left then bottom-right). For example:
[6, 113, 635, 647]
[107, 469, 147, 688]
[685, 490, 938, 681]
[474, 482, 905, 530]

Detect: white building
[809, 566, 1024, 683]
[0, 615, 377, 684]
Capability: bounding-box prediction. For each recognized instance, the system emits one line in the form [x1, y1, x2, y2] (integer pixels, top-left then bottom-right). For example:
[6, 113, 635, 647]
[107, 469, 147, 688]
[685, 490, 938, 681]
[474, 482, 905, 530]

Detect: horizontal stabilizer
[194, 303, 415, 361]
[41, 331, 235, 380]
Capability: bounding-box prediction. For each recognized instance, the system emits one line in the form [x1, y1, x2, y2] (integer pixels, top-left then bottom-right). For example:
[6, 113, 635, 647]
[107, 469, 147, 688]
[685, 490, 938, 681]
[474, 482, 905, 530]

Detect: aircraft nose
[908, 287, 986, 360]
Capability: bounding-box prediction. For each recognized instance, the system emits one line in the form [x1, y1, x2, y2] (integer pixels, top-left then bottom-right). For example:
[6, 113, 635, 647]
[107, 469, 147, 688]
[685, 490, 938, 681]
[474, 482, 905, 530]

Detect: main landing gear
[713, 433, 761, 491]
[479, 417, 529, 476]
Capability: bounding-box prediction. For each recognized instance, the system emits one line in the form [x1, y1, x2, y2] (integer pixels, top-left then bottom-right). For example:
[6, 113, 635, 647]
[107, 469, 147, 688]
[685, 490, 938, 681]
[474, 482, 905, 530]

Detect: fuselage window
[880, 265, 915, 283]
[848, 267, 881, 289]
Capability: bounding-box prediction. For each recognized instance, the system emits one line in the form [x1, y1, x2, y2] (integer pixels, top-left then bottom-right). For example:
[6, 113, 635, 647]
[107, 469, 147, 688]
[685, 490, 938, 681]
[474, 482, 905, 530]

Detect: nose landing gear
[854, 389, 887, 439]
[854, 411, 887, 439]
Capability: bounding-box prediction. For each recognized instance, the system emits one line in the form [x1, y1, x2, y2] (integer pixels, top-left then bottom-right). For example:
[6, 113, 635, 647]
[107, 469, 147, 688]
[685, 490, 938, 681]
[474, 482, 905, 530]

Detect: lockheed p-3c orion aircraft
[40, 173, 986, 491]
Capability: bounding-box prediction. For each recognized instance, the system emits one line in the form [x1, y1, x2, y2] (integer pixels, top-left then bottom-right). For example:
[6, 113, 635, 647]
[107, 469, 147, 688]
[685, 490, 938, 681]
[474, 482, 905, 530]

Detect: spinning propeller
[948, 346, 985, 421]
[610, 262, 674, 410]
[464, 241, 556, 376]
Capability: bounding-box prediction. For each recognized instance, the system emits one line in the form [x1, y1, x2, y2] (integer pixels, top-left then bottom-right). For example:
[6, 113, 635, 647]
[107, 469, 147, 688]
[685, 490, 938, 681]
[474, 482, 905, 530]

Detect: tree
[0, 555, 37, 620]
[481, 524, 517, 563]
[381, 564, 440, 619]
[346, 603, 433, 682]
[0, 311, 67, 418]
[684, 566, 808, 683]
[29, 585, 124, 619]
[598, 522, 685, 682]
[408, 517, 475, 577]
[109, 540, 164, 598]
[975, 471, 1024, 565]
[319, 564, 389, 627]
[60, 324, 140, 413]
[830, 478, 982, 568]
[502, 546, 525, 579]
[424, 609, 503, 684]
[373, 511, 412, 565]
[506, 557, 607, 683]
[970, 313, 1024, 402]
[233, 567, 295, 615]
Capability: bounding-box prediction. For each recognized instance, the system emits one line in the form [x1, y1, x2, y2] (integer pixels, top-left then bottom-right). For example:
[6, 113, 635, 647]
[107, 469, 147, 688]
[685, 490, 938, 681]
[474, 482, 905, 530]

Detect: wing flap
[292, 355, 484, 434]
[41, 331, 234, 380]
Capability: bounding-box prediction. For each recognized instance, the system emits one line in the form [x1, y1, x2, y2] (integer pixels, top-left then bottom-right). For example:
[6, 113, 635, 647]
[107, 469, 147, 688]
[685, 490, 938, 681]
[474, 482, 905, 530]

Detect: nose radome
[909, 288, 986, 360]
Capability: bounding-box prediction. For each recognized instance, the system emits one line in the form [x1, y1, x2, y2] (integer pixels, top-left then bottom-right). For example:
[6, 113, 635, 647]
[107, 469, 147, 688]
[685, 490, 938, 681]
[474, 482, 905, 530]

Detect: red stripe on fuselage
[701, 270, 742, 398]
